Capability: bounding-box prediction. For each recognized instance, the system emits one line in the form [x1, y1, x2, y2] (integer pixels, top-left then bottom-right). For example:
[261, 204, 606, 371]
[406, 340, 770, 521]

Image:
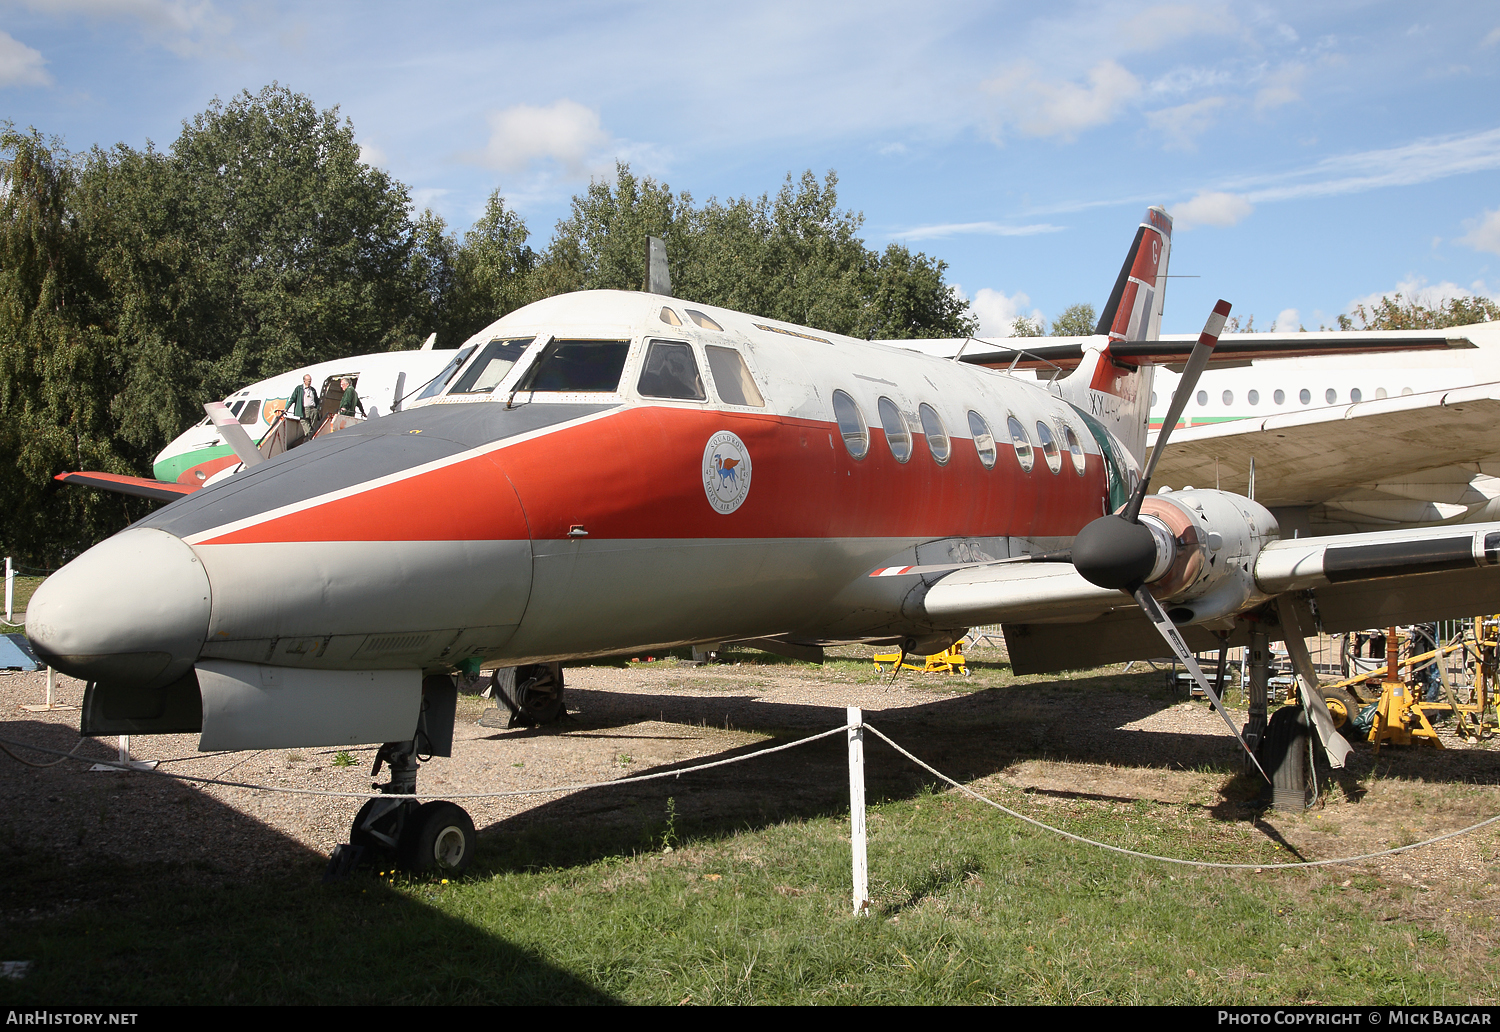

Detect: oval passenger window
[968, 411, 996, 469]
[1007, 415, 1034, 473]
[878, 398, 911, 462]
[1035, 421, 1061, 474]
[1061, 423, 1086, 476]
[832, 390, 869, 459]
[919, 403, 950, 464]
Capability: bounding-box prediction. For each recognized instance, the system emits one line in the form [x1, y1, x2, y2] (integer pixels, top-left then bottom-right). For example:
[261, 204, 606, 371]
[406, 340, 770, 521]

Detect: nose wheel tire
[397, 801, 476, 874]
[1258, 706, 1312, 811]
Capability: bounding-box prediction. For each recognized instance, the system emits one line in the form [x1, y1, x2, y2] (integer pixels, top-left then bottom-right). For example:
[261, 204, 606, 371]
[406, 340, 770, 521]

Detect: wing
[912, 521, 1500, 674]
[1152, 382, 1500, 509]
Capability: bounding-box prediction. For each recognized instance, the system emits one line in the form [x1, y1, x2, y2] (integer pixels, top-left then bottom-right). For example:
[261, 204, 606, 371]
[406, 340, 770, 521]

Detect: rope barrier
[3, 719, 1497, 871]
[0, 725, 849, 800]
[861, 722, 1500, 870]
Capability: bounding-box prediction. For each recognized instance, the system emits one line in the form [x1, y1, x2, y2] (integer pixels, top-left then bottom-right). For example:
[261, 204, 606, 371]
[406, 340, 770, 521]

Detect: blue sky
[3, 1, 1498, 336]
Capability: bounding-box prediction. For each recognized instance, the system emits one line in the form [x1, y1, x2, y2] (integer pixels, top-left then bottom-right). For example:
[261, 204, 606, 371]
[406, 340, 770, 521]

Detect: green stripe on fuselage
[153, 443, 234, 483]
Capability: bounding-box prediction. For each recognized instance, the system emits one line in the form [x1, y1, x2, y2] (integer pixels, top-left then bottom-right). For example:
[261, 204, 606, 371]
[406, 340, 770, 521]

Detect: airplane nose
[25, 528, 212, 688]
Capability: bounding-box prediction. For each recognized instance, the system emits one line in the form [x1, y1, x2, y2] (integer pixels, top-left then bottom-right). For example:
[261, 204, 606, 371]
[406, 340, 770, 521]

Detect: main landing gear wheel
[397, 801, 476, 874]
[1258, 706, 1312, 811]
[496, 663, 566, 726]
[350, 797, 417, 859]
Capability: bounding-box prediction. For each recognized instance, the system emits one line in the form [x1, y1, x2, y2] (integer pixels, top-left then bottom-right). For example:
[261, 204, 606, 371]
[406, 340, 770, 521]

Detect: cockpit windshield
[448, 337, 535, 394]
[414, 345, 477, 402]
[517, 339, 631, 393]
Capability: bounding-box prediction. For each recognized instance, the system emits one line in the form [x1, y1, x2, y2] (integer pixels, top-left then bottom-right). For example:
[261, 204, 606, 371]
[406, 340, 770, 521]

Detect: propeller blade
[1123, 298, 1231, 522]
[204, 402, 266, 469]
[1133, 585, 1269, 782]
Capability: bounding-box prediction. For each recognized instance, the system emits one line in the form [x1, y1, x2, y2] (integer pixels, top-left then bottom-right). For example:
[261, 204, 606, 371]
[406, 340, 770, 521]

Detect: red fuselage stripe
[199, 407, 1109, 545]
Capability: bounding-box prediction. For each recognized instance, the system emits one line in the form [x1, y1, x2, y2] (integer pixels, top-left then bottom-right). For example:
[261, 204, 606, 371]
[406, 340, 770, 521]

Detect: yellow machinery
[873, 641, 968, 675]
[1313, 621, 1498, 751]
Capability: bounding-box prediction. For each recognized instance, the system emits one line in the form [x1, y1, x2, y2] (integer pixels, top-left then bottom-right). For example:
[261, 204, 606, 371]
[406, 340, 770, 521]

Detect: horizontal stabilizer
[55, 471, 198, 503]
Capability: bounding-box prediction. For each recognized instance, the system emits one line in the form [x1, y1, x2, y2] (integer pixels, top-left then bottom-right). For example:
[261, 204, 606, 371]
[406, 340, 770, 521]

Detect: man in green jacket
[288, 374, 320, 435]
[339, 377, 366, 418]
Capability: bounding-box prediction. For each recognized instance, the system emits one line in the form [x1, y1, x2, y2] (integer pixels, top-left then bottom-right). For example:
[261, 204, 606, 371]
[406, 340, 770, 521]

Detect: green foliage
[1337, 292, 1500, 331]
[1049, 302, 1096, 336]
[1011, 315, 1044, 337]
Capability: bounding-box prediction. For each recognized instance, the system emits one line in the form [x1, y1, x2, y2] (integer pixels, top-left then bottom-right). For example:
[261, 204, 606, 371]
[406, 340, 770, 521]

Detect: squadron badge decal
[702, 430, 752, 514]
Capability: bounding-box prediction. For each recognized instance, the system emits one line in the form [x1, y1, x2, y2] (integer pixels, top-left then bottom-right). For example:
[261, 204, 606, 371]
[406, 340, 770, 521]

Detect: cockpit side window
[637, 341, 706, 401]
[449, 337, 535, 394]
[415, 345, 477, 401]
[238, 400, 262, 425]
[518, 339, 631, 393]
[704, 345, 765, 407]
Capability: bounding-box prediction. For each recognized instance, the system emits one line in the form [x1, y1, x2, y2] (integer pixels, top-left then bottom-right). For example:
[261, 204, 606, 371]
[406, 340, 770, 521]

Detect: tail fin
[1055, 206, 1172, 467]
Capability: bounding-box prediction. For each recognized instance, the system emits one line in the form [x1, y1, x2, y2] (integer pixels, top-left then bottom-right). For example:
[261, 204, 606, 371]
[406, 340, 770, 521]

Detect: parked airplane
[27, 208, 1500, 873]
[153, 343, 460, 485]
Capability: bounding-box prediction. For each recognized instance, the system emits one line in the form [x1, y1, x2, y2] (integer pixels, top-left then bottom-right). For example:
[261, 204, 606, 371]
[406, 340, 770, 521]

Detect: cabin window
[450, 337, 535, 394]
[686, 310, 724, 332]
[705, 345, 765, 407]
[879, 397, 911, 462]
[659, 307, 683, 327]
[1196, 390, 1207, 406]
[1299, 388, 1311, 405]
[1035, 421, 1061, 474]
[1248, 389, 1259, 405]
[415, 344, 477, 401]
[1274, 389, 1285, 405]
[833, 390, 869, 459]
[238, 400, 262, 425]
[637, 341, 706, 401]
[920, 404, 950, 464]
[518, 339, 631, 393]
[968, 411, 996, 469]
[1007, 415, 1034, 473]
[1150, 392, 1157, 407]
[1376, 387, 1388, 399]
[1350, 388, 1362, 402]
[1061, 423, 1086, 476]
[1325, 388, 1337, 404]
[1401, 387, 1413, 396]
[1222, 390, 1233, 406]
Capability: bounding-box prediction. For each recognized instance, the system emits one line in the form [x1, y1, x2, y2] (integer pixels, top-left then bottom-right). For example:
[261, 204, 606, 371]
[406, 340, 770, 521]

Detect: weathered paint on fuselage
[128, 290, 1134, 670]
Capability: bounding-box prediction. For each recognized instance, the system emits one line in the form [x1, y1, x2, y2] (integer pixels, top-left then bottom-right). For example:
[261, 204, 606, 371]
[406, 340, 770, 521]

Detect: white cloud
[1458, 208, 1500, 255]
[16, 0, 231, 56]
[1171, 191, 1253, 229]
[0, 31, 50, 87]
[1145, 96, 1225, 150]
[963, 287, 1042, 337]
[357, 138, 387, 169]
[892, 221, 1065, 240]
[1272, 308, 1301, 331]
[985, 60, 1142, 141]
[480, 99, 614, 177]
[1346, 277, 1494, 315]
[1254, 63, 1306, 112]
[1483, 27, 1500, 47]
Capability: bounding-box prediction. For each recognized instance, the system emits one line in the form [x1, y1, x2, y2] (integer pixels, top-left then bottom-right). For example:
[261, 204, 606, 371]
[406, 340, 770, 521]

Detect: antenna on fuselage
[645, 236, 672, 296]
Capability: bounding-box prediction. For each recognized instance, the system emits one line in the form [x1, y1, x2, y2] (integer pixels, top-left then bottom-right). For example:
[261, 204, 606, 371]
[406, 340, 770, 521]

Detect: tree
[1337, 293, 1500, 331]
[444, 191, 536, 341]
[1049, 302, 1096, 336]
[1011, 315, 1044, 337]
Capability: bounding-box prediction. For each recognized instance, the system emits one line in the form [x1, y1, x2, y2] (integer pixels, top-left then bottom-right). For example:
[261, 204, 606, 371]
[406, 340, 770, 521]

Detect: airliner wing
[918, 521, 1500, 674]
[1152, 382, 1500, 508]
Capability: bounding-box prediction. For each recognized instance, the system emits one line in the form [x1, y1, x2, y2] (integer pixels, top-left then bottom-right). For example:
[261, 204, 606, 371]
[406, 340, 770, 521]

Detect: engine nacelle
[1138, 489, 1280, 624]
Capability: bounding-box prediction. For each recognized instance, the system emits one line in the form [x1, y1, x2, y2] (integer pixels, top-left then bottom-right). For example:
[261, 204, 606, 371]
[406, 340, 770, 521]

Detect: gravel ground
[2, 652, 1497, 886]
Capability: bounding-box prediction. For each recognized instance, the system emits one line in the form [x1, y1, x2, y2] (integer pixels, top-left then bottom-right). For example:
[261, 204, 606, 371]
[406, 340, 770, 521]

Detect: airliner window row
[1164, 386, 1419, 409]
[835, 390, 1085, 476]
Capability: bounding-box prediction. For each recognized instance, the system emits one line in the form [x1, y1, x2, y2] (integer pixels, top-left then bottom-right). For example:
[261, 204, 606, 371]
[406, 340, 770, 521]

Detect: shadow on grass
[0, 718, 616, 1006]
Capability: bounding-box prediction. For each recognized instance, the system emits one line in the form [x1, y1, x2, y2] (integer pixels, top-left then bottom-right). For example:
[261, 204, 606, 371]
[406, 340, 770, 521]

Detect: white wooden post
[4, 556, 12, 623]
[847, 705, 869, 916]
